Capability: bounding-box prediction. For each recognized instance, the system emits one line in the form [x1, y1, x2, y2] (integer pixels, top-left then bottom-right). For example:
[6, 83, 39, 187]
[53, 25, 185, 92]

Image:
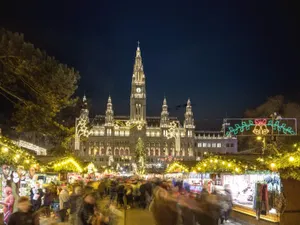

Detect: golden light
[256, 136, 262, 141]
[214, 159, 218, 163]
[204, 163, 207, 167]
[222, 161, 225, 165]
[15, 154, 20, 158]
[25, 160, 30, 164]
[270, 163, 276, 168]
[228, 163, 231, 167]
[204, 152, 207, 155]
[197, 167, 201, 170]
[210, 160, 213, 163]
[235, 168, 240, 172]
[293, 144, 297, 147]
[289, 156, 295, 162]
[2, 147, 8, 153]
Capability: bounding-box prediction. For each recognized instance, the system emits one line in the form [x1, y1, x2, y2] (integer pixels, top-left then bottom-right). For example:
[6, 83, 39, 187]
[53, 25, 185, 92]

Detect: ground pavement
[124, 208, 246, 225]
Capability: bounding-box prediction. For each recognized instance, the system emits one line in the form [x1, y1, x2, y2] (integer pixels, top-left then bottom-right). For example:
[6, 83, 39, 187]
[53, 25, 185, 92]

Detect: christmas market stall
[0, 135, 40, 223]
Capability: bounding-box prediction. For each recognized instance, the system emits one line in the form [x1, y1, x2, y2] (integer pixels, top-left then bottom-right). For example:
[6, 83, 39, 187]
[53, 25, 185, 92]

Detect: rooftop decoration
[0, 135, 38, 169]
[166, 161, 189, 173]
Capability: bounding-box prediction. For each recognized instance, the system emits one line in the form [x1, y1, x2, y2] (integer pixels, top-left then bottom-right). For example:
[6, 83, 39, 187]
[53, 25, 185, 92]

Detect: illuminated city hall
[75, 45, 237, 167]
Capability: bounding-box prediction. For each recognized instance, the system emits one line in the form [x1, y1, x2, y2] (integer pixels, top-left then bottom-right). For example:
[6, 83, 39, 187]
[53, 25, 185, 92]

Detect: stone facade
[75, 45, 237, 167]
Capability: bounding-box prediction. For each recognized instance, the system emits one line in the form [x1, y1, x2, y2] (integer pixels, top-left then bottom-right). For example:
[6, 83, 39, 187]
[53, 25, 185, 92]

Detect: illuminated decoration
[166, 121, 182, 152]
[192, 156, 258, 174]
[114, 119, 145, 130]
[0, 135, 38, 169]
[224, 118, 296, 137]
[135, 138, 146, 174]
[85, 163, 97, 174]
[166, 161, 189, 173]
[51, 157, 83, 173]
[12, 140, 47, 155]
[261, 146, 300, 180]
[253, 119, 269, 136]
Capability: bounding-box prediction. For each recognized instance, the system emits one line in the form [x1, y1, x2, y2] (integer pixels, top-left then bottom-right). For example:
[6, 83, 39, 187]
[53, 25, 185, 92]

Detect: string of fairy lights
[0, 136, 38, 169]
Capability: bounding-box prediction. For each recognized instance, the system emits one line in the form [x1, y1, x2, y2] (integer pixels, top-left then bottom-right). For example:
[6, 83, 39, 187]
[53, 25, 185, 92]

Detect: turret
[160, 97, 169, 127]
[184, 99, 195, 136]
[105, 95, 114, 126]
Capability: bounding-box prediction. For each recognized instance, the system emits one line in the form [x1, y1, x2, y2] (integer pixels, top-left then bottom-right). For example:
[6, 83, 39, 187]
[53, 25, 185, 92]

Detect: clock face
[136, 87, 141, 93]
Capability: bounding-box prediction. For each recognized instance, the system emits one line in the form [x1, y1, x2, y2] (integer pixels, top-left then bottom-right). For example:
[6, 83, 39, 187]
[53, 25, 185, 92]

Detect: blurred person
[116, 183, 125, 208]
[223, 184, 233, 223]
[69, 186, 83, 225]
[42, 188, 53, 217]
[31, 183, 43, 211]
[0, 186, 15, 225]
[8, 196, 39, 225]
[59, 186, 70, 222]
[109, 181, 117, 204]
[150, 184, 178, 225]
[79, 193, 109, 225]
[98, 181, 106, 199]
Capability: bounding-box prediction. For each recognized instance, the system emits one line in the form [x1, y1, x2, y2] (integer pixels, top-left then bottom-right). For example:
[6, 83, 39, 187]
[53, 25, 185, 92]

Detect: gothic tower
[105, 95, 114, 126]
[160, 97, 169, 127]
[184, 98, 195, 137]
[130, 42, 146, 121]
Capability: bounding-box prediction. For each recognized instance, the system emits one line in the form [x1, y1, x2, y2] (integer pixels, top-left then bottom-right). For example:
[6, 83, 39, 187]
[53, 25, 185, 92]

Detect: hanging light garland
[0, 135, 38, 169]
[191, 156, 257, 174]
[50, 157, 83, 173]
[165, 161, 189, 173]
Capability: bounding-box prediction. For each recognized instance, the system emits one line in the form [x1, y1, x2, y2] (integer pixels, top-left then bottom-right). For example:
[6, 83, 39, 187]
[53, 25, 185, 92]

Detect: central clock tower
[130, 43, 146, 121]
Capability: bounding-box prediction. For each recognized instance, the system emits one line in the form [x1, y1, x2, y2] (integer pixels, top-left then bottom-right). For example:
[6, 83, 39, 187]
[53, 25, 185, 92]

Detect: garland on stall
[166, 161, 189, 173]
[47, 157, 83, 173]
[259, 144, 300, 180]
[191, 156, 261, 174]
[0, 135, 38, 169]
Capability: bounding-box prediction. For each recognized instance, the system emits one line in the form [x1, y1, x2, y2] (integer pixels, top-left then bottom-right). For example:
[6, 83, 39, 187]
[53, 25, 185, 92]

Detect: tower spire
[132, 42, 145, 83]
[105, 95, 114, 126]
[184, 98, 195, 129]
[160, 96, 169, 127]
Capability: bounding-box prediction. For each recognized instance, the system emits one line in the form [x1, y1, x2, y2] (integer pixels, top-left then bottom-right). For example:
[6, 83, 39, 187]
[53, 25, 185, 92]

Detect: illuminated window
[125, 130, 130, 136]
[207, 143, 211, 147]
[197, 143, 202, 147]
[120, 130, 124, 136]
[100, 130, 104, 136]
[107, 129, 112, 136]
[156, 132, 160, 137]
[188, 130, 193, 137]
[212, 143, 216, 148]
[146, 131, 150, 136]
[115, 131, 119, 136]
[203, 143, 207, 147]
[217, 143, 221, 148]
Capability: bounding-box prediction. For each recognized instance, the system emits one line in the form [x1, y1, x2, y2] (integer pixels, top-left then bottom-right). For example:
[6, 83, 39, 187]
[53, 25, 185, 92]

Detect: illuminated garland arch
[49, 157, 83, 173]
[166, 161, 189, 173]
[191, 156, 258, 174]
[226, 119, 296, 137]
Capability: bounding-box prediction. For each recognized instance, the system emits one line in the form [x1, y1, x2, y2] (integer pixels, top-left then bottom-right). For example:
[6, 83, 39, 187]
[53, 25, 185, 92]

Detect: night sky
[0, 0, 299, 130]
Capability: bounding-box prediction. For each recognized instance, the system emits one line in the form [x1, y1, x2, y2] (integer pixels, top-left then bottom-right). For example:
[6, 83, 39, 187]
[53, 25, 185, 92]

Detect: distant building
[75, 44, 237, 168]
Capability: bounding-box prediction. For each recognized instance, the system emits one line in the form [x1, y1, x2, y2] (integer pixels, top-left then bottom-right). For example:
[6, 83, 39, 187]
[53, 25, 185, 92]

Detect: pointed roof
[163, 96, 167, 107]
[132, 41, 145, 83]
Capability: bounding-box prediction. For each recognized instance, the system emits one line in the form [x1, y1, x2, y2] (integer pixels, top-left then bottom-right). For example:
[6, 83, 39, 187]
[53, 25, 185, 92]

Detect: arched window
[101, 148, 105, 155]
[120, 149, 124, 155]
[150, 149, 154, 156]
[115, 149, 119, 155]
[155, 149, 159, 156]
[125, 149, 129, 155]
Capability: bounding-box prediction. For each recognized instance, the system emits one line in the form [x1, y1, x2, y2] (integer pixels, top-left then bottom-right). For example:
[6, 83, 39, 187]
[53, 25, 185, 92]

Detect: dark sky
[0, 0, 299, 130]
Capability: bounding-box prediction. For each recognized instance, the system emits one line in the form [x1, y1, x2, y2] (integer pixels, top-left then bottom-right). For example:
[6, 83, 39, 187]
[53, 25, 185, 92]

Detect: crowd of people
[3, 177, 233, 225]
